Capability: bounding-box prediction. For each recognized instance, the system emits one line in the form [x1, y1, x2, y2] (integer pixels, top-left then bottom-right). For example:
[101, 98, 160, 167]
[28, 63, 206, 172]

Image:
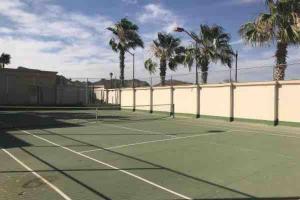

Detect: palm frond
[241, 0, 300, 46]
[144, 58, 157, 74]
[109, 39, 119, 52]
[0, 53, 11, 64]
[107, 18, 144, 52]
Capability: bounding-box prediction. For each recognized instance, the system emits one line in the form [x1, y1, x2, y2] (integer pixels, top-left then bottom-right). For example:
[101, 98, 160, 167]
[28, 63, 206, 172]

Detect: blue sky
[0, 0, 299, 81]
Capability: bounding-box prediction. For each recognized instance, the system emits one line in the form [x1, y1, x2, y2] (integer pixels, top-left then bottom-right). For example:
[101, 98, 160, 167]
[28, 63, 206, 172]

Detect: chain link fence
[1, 62, 299, 106]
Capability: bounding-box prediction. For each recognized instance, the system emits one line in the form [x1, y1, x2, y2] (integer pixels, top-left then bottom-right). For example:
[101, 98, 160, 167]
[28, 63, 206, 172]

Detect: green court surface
[1, 108, 300, 200]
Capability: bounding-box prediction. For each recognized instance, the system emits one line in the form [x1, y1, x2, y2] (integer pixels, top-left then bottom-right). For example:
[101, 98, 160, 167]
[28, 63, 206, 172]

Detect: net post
[95, 107, 98, 120]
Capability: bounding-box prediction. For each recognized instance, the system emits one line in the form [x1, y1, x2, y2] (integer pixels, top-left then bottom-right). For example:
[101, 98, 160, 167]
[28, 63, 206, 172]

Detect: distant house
[0, 67, 58, 105]
[93, 78, 150, 89]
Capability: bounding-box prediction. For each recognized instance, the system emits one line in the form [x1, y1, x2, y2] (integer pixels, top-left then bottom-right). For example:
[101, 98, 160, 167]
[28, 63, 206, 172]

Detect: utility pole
[110, 72, 113, 89]
[235, 50, 238, 82]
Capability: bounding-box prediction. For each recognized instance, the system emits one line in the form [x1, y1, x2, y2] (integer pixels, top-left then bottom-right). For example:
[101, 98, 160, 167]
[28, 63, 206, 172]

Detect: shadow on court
[0, 131, 31, 149]
[1, 110, 298, 199]
[37, 128, 300, 200]
[41, 128, 255, 199]
[0, 111, 88, 149]
[19, 147, 113, 200]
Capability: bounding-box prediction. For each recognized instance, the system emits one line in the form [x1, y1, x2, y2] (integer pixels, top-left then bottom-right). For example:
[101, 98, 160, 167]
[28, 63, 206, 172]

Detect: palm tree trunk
[160, 59, 167, 86]
[201, 65, 209, 84]
[274, 42, 288, 81]
[119, 49, 125, 87]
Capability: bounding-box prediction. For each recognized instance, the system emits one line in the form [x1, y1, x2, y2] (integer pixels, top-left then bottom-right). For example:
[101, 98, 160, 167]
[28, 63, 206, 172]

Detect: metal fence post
[235, 51, 238, 82]
[229, 82, 234, 122]
[196, 74, 200, 118]
[274, 81, 279, 126]
[86, 78, 89, 105]
[106, 89, 109, 104]
[119, 88, 122, 108]
[133, 88, 136, 112]
[150, 77, 153, 113]
[170, 76, 174, 117]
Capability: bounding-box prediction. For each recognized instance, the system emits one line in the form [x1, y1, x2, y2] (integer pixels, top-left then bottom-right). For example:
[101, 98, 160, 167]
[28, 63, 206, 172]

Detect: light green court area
[1, 109, 300, 200]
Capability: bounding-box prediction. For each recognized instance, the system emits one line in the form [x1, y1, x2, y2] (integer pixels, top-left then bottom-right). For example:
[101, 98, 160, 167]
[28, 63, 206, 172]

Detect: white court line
[102, 123, 176, 138]
[2, 149, 72, 200]
[231, 129, 300, 139]
[171, 117, 300, 138]
[80, 131, 227, 154]
[18, 129, 191, 200]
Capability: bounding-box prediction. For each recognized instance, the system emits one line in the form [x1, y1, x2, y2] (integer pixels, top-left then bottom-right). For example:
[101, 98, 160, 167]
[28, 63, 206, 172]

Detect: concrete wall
[115, 80, 300, 124]
[153, 87, 171, 112]
[135, 88, 151, 110]
[234, 82, 275, 121]
[56, 86, 86, 105]
[0, 70, 58, 105]
[121, 89, 133, 107]
[278, 81, 300, 123]
[200, 85, 230, 117]
[174, 86, 197, 114]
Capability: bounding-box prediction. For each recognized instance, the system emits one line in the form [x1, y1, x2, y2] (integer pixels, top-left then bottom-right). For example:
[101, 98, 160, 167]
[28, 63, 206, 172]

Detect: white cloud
[138, 4, 173, 23]
[122, 0, 138, 4]
[138, 4, 184, 33]
[230, 39, 243, 46]
[238, 0, 262, 4]
[136, 3, 186, 68]
[0, 27, 14, 34]
[0, 0, 125, 78]
[227, 0, 263, 5]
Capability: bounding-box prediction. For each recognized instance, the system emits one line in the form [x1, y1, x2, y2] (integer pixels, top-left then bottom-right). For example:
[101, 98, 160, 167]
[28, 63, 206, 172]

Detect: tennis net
[0, 104, 174, 129]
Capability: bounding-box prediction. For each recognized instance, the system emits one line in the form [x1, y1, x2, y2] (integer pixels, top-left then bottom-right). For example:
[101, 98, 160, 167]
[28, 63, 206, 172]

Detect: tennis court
[1, 106, 300, 200]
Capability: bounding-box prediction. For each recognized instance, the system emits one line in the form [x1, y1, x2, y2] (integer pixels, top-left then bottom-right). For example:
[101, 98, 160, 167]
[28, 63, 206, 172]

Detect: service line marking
[102, 123, 176, 138]
[80, 131, 227, 154]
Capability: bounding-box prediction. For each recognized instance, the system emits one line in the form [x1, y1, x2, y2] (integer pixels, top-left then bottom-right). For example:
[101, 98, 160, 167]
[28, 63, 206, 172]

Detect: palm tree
[144, 32, 185, 86]
[182, 25, 234, 84]
[0, 53, 11, 68]
[239, 0, 300, 81]
[107, 18, 144, 86]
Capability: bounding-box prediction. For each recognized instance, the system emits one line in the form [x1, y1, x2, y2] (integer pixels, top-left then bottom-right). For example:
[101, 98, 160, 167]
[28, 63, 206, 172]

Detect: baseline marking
[80, 131, 227, 154]
[2, 149, 72, 200]
[19, 129, 192, 200]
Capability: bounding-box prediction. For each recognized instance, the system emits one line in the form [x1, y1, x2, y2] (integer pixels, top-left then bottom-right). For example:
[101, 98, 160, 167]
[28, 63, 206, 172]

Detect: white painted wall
[200, 85, 230, 117]
[278, 82, 300, 123]
[108, 80, 300, 124]
[234, 83, 275, 121]
[174, 86, 197, 114]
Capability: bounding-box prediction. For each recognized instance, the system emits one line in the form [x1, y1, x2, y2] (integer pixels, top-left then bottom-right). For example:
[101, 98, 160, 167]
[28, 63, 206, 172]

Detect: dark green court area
[1, 108, 300, 200]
